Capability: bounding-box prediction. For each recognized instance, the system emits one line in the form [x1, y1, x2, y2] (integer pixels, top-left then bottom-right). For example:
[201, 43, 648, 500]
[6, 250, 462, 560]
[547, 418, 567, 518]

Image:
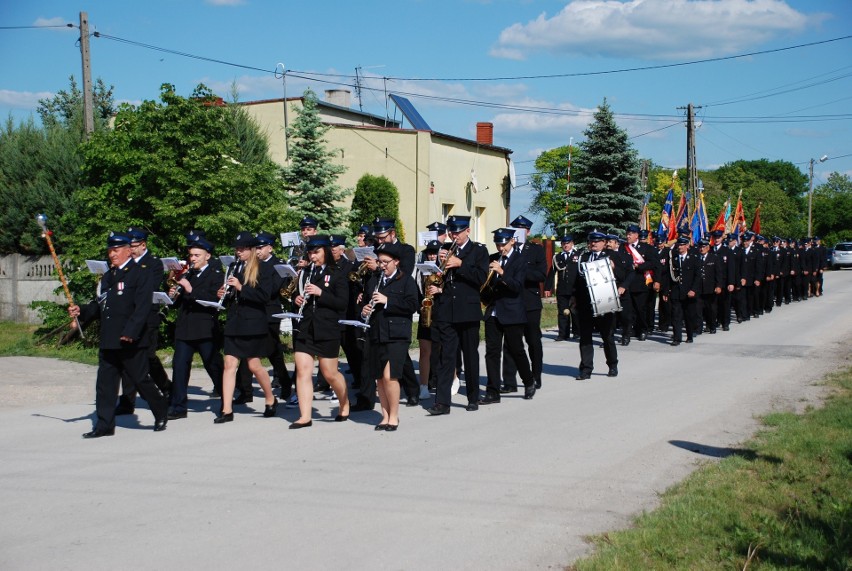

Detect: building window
[473, 207, 485, 243]
[442, 203, 453, 223]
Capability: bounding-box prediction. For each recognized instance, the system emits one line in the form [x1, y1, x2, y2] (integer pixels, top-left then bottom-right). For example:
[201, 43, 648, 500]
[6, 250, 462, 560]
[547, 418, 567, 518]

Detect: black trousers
[170, 337, 223, 413]
[717, 288, 731, 327]
[96, 347, 167, 431]
[576, 306, 617, 376]
[433, 320, 480, 407]
[623, 289, 649, 338]
[698, 293, 717, 332]
[556, 295, 577, 338]
[120, 325, 170, 404]
[485, 318, 532, 396]
[657, 294, 671, 332]
[503, 308, 542, 390]
[671, 297, 697, 342]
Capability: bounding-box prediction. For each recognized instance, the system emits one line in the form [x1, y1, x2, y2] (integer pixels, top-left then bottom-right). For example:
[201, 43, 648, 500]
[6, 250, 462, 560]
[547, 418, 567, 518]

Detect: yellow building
[243, 90, 513, 247]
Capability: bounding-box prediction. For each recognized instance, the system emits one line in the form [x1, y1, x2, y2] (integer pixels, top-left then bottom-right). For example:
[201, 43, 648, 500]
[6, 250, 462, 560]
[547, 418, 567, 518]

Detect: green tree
[567, 99, 642, 237]
[37, 75, 115, 134]
[529, 145, 575, 235]
[813, 172, 852, 244]
[349, 174, 404, 241]
[65, 83, 291, 270]
[281, 89, 350, 232]
[714, 159, 807, 201]
[0, 117, 81, 254]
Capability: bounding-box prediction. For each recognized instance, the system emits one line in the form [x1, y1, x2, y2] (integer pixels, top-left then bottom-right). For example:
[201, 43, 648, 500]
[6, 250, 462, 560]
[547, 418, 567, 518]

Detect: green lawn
[570, 367, 852, 570]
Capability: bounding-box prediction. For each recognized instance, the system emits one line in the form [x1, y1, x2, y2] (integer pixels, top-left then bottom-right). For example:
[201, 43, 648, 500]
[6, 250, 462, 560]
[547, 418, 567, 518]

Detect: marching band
[68, 216, 831, 437]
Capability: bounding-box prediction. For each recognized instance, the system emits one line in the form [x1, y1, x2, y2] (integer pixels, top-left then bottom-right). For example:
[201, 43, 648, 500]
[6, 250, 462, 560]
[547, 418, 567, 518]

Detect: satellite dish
[470, 169, 479, 193]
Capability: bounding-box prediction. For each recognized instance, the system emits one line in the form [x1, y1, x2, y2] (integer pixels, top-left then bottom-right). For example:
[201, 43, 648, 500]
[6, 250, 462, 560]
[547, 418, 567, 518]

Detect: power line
[290, 35, 852, 82]
[0, 24, 74, 30]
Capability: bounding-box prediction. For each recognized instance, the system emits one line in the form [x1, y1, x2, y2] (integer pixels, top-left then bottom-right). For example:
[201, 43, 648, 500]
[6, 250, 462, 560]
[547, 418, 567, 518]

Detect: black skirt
[293, 336, 340, 359]
[224, 333, 271, 359]
[371, 340, 408, 380]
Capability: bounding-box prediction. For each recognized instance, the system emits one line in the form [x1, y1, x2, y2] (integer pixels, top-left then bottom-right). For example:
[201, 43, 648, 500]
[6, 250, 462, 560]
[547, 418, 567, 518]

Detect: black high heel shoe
[263, 398, 278, 418]
[214, 412, 234, 424]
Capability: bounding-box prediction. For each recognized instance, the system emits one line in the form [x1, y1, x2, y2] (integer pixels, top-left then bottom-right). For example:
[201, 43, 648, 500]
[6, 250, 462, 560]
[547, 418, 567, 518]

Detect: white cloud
[491, 0, 826, 61]
[0, 89, 54, 110]
[33, 16, 72, 28]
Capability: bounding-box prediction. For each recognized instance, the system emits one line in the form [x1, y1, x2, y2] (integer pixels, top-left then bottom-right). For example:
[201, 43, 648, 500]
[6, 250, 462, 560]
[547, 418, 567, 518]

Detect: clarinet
[294, 263, 316, 324]
[217, 261, 238, 308]
[363, 274, 383, 327]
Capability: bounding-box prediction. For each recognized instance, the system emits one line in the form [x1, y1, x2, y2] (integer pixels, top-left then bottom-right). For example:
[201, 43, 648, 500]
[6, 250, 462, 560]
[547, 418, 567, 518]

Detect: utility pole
[808, 155, 828, 236]
[678, 103, 702, 214]
[79, 11, 94, 139]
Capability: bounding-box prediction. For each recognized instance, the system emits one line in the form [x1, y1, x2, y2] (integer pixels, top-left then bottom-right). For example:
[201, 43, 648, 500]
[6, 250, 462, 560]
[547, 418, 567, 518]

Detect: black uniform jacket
[740, 246, 765, 284]
[224, 260, 277, 337]
[516, 241, 546, 310]
[624, 241, 658, 292]
[135, 250, 164, 329]
[80, 259, 155, 350]
[173, 263, 223, 341]
[665, 251, 702, 300]
[434, 239, 489, 324]
[260, 254, 285, 324]
[607, 247, 635, 290]
[545, 249, 580, 297]
[292, 263, 348, 342]
[697, 251, 723, 294]
[363, 271, 418, 344]
[483, 250, 528, 326]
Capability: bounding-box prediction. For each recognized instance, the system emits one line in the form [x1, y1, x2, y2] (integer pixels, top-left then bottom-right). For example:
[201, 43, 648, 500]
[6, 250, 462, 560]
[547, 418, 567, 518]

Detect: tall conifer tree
[281, 89, 351, 232]
[568, 99, 642, 237]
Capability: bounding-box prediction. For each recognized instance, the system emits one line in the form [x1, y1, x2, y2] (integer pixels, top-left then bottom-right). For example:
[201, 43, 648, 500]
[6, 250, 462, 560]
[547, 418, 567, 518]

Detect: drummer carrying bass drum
[573, 230, 620, 380]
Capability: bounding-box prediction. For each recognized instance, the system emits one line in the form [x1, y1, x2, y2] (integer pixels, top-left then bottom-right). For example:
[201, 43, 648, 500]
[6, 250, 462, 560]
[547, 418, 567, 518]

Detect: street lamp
[808, 155, 828, 236]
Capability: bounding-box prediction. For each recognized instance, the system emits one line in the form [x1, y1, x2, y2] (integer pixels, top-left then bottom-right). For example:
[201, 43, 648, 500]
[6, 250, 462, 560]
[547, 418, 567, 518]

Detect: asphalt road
[1, 271, 850, 570]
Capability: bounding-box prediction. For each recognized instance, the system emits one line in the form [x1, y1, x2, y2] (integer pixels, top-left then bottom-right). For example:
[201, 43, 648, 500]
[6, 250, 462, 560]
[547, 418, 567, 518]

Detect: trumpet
[348, 261, 371, 282]
[167, 261, 192, 301]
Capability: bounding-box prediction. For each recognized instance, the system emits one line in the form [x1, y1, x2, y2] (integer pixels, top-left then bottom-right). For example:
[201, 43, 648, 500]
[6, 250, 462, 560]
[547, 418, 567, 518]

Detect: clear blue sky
[2, 0, 850, 231]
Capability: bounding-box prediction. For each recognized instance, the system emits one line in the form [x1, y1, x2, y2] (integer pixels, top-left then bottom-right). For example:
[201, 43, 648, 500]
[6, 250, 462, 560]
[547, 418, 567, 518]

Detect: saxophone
[420, 239, 458, 328]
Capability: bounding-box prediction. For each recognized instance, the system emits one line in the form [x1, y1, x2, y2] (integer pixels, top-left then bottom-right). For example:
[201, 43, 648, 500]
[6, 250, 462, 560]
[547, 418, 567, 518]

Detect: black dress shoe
[289, 420, 313, 429]
[534, 380, 542, 389]
[523, 385, 536, 400]
[405, 396, 420, 407]
[686, 337, 694, 343]
[709, 329, 717, 334]
[334, 414, 349, 422]
[263, 399, 278, 418]
[466, 402, 479, 411]
[575, 373, 591, 380]
[638, 333, 647, 341]
[166, 410, 187, 420]
[722, 325, 730, 331]
[427, 404, 450, 416]
[374, 424, 388, 431]
[350, 399, 375, 412]
[621, 337, 630, 346]
[82, 428, 114, 439]
[607, 367, 618, 377]
[480, 394, 501, 405]
[153, 418, 168, 432]
[499, 387, 518, 394]
[670, 340, 681, 346]
[213, 412, 234, 424]
[233, 394, 254, 405]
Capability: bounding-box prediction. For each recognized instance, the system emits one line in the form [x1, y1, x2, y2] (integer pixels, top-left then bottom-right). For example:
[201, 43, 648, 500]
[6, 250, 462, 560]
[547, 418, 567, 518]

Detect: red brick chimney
[476, 122, 493, 146]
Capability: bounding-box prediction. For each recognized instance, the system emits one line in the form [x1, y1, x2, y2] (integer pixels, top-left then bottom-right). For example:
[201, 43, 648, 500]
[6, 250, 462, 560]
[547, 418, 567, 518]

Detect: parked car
[831, 242, 852, 270]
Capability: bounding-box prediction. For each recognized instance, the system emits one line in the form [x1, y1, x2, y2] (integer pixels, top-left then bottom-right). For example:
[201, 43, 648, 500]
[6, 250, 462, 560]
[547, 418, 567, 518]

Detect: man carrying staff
[69, 231, 168, 438]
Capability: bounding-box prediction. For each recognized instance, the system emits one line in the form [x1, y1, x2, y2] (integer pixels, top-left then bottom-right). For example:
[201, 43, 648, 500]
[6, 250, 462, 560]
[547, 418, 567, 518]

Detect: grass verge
[0, 322, 100, 366]
[569, 367, 852, 570]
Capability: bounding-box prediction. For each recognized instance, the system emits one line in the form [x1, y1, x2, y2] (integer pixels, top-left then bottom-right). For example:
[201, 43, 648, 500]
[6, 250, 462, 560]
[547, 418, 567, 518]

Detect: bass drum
[581, 258, 622, 317]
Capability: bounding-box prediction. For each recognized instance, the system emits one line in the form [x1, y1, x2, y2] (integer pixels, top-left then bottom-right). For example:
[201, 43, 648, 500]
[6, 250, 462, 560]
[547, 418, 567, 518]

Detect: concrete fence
[0, 255, 66, 324]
